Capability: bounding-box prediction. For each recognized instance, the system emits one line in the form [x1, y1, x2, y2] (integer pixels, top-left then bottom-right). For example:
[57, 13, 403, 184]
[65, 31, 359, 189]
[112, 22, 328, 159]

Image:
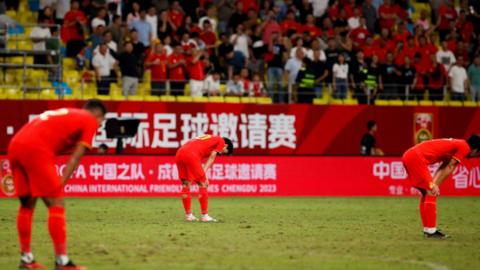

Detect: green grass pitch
[1, 197, 480, 270]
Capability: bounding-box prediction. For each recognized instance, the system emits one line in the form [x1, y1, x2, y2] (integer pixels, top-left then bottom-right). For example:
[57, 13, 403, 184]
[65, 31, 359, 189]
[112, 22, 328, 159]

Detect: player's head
[83, 99, 107, 125]
[222, 137, 234, 155]
[467, 134, 480, 157]
[367, 120, 377, 133]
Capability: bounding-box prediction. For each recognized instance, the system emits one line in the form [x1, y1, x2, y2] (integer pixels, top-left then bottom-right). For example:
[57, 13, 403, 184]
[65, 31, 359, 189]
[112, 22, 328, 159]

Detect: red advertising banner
[1, 156, 480, 197]
[1, 101, 480, 156]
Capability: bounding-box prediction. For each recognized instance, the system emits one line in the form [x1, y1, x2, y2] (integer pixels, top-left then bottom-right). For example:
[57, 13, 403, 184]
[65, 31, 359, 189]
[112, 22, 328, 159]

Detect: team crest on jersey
[0, 159, 15, 197]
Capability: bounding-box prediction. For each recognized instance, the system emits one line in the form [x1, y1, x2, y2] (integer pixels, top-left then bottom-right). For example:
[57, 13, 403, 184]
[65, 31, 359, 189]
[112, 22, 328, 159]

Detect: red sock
[48, 206, 67, 256]
[423, 195, 437, 228]
[419, 196, 426, 227]
[181, 187, 192, 214]
[199, 187, 208, 215]
[17, 207, 34, 253]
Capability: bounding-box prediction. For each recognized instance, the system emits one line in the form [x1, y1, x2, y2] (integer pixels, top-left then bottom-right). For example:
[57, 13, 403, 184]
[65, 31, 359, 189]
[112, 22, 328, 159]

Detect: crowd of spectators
[6, 0, 480, 103]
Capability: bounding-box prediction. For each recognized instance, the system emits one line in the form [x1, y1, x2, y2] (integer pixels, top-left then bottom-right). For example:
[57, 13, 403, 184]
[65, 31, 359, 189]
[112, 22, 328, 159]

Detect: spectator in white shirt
[230, 24, 251, 59]
[92, 43, 118, 95]
[162, 36, 173, 56]
[348, 8, 361, 29]
[436, 41, 456, 72]
[127, 1, 141, 27]
[284, 49, 305, 89]
[146, 6, 158, 40]
[448, 56, 469, 101]
[204, 71, 221, 96]
[91, 7, 107, 29]
[30, 17, 51, 64]
[93, 31, 117, 56]
[199, 5, 218, 31]
[332, 54, 349, 99]
[226, 74, 244, 96]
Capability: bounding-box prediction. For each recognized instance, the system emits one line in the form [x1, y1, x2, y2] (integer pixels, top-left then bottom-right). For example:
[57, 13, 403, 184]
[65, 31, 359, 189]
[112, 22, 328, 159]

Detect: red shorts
[175, 148, 206, 183]
[8, 142, 63, 198]
[402, 149, 433, 191]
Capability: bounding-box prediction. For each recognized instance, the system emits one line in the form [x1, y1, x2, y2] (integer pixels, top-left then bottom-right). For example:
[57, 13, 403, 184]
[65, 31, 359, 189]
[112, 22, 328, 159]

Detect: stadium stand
[0, 0, 479, 106]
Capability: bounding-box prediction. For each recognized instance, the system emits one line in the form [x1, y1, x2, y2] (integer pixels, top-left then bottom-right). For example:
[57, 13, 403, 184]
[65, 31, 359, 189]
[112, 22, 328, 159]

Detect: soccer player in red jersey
[175, 135, 233, 222]
[8, 100, 106, 269]
[402, 136, 480, 238]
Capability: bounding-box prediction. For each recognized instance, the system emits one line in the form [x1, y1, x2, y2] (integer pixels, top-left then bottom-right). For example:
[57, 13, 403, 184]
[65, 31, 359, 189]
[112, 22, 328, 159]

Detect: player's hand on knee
[431, 184, 440, 196]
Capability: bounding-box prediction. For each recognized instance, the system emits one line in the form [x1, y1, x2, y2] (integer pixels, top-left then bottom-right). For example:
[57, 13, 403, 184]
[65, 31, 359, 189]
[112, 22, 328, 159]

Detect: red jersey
[10, 108, 98, 155]
[146, 53, 168, 81]
[410, 139, 470, 164]
[281, 20, 302, 34]
[61, 11, 87, 42]
[428, 64, 446, 89]
[168, 54, 186, 81]
[188, 59, 206, 81]
[180, 135, 225, 159]
[438, 5, 457, 30]
[378, 4, 397, 29]
[200, 31, 216, 55]
[302, 24, 322, 38]
[168, 10, 184, 29]
[349, 27, 370, 48]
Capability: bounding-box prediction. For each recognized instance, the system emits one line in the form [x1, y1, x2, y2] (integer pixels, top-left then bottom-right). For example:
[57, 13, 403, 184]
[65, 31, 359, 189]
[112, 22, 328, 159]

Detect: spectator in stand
[436, 41, 456, 72]
[302, 14, 322, 38]
[107, 15, 127, 51]
[249, 73, 267, 97]
[244, 8, 259, 32]
[437, 0, 457, 41]
[200, 20, 217, 57]
[416, 9, 430, 31]
[378, 0, 398, 31]
[412, 52, 428, 100]
[230, 24, 251, 60]
[168, 45, 187, 96]
[39, 6, 55, 25]
[289, 38, 311, 60]
[217, 0, 236, 33]
[105, 2, 117, 26]
[349, 17, 370, 50]
[228, 1, 247, 32]
[94, 31, 117, 57]
[126, 1, 141, 27]
[397, 56, 416, 100]
[199, 5, 218, 31]
[92, 43, 117, 95]
[119, 42, 139, 96]
[309, 49, 329, 98]
[226, 74, 244, 96]
[468, 56, 480, 102]
[261, 10, 282, 43]
[145, 42, 168, 96]
[226, 50, 246, 80]
[350, 51, 369, 104]
[158, 9, 175, 40]
[46, 27, 60, 81]
[332, 54, 349, 99]
[324, 38, 340, 83]
[188, 49, 209, 97]
[90, 25, 105, 51]
[130, 29, 146, 60]
[448, 56, 469, 101]
[162, 36, 173, 56]
[131, 9, 152, 48]
[295, 60, 317, 104]
[379, 52, 398, 99]
[91, 7, 107, 29]
[217, 32, 233, 69]
[284, 49, 305, 102]
[30, 16, 51, 65]
[62, 0, 87, 57]
[239, 68, 251, 94]
[428, 54, 447, 101]
[362, 0, 377, 34]
[146, 6, 158, 40]
[365, 55, 381, 103]
[168, 1, 185, 30]
[265, 32, 286, 102]
[281, 9, 301, 35]
[203, 70, 221, 96]
[348, 8, 361, 30]
[180, 33, 197, 51]
[55, 0, 70, 25]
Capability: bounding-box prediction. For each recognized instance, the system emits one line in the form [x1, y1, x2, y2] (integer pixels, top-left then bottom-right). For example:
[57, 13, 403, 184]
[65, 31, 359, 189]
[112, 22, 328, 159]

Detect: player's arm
[433, 158, 459, 187]
[203, 151, 218, 172]
[61, 144, 88, 185]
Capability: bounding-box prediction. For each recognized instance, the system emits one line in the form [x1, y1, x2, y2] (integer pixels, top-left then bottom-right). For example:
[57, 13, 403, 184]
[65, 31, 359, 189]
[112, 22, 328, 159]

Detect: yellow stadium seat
[330, 99, 344, 105]
[388, 100, 404, 106]
[419, 100, 434, 106]
[343, 99, 359, 105]
[63, 58, 76, 69]
[39, 89, 57, 100]
[183, 84, 190, 96]
[464, 101, 478, 107]
[145, 95, 160, 102]
[313, 98, 328, 105]
[240, 97, 255, 103]
[404, 100, 418, 106]
[433, 100, 447, 106]
[192, 96, 209, 102]
[25, 91, 39, 100]
[209, 96, 225, 103]
[127, 95, 143, 101]
[256, 97, 272, 104]
[224, 96, 241, 103]
[176, 96, 193, 102]
[219, 84, 226, 95]
[111, 95, 125, 101]
[97, 95, 111, 101]
[375, 99, 389, 106]
[447, 100, 463, 107]
[160, 95, 176, 102]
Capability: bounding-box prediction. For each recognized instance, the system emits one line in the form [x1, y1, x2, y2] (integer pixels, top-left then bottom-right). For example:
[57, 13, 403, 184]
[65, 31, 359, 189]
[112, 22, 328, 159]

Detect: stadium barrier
[1, 155, 479, 198]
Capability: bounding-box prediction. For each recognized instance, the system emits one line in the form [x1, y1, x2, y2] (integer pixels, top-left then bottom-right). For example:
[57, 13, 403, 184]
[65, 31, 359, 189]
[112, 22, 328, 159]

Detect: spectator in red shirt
[373, 28, 395, 53]
[416, 35, 438, 68]
[412, 52, 429, 99]
[240, 0, 258, 13]
[392, 21, 410, 45]
[62, 0, 87, 57]
[168, 1, 185, 30]
[302, 14, 322, 38]
[145, 43, 168, 96]
[349, 17, 370, 49]
[456, 10, 474, 44]
[187, 49, 209, 97]
[281, 10, 302, 35]
[168, 45, 187, 96]
[427, 54, 447, 101]
[361, 37, 375, 59]
[437, 0, 457, 40]
[261, 10, 282, 43]
[378, 0, 398, 30]
[395, 36, 417, 66]
[200, 21, 217, 57]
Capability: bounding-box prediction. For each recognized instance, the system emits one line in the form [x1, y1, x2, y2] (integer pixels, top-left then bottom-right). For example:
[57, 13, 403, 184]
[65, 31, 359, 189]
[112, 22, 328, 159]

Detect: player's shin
[17, 207, 34, 254]
[199, 187, 209, 215]
[423, 195, 437, 233]
[47, 206, 68, 262]
[419, 196, 427, 227]
[181, 186, 192, 214]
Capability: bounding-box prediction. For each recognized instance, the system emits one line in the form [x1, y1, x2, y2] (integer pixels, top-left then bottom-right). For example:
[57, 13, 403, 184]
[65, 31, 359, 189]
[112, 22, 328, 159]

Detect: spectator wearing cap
[168, 45, 187, 96]
[131, 9, 153, 47]
[448, 56, 469, 101]
[145, 42, 168, 96]
[93, 43, 118, 95]
[146, 6, 158, 40]
[119, 42, 139, 96]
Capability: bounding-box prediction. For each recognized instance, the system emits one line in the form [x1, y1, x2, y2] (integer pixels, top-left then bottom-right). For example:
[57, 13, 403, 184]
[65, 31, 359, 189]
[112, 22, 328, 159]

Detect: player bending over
[402, 136, 480, 238]
[175, 135, 233, 222]
[8, 100, 106, 269]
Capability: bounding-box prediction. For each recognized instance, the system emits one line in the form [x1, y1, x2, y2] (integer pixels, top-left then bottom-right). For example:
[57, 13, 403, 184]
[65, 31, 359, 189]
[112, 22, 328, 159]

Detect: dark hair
[84, 99, 107, 115]
[367, 120, 376, 131]
[108, 2, 117, 11]
[223, 137, 234, 155]
[99, 143, 108, 150]
[467, 134, 480, 152]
